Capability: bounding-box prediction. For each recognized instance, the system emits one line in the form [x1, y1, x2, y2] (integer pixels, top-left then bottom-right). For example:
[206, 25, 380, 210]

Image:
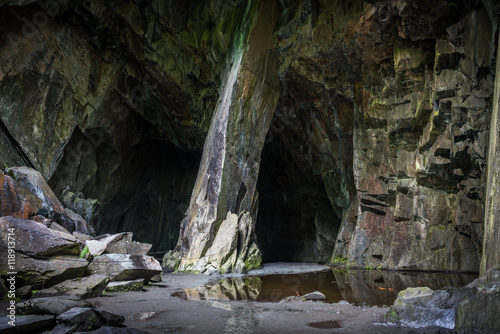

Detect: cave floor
[88, 263, 438, 334]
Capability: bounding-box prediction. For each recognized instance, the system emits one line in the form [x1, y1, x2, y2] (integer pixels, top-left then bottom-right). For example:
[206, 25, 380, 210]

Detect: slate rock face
[6, 167, 95, 235]
[88, 254, 161, 282]
[37, 275, 109, 299]
[86, 232, 151, 256]
[0, 253, 88, 289]
[0, 169, 42, 218]
[17, 295, 92, 316]
[0, 314, 55, 334]
[0, 216, 80, 256]
[455, 281, 500, 331]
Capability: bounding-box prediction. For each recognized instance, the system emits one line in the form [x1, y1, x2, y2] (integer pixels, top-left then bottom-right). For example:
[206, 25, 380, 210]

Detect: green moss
[332, 256, 347, 264]
[383, 309, 401, 323]
[244, 256, 262, 270]
[79, 246, 89, 258]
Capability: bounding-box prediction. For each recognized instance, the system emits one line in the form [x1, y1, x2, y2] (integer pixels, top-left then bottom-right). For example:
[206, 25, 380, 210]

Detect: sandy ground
[87, 263, 429, 334]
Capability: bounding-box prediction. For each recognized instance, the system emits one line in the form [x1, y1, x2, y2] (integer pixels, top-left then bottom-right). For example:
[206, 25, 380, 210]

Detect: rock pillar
[172, 0, 279, 274]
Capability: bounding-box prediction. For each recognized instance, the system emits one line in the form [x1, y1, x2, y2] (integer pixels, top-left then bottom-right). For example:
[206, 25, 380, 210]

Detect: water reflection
[173, 269, 477, 306]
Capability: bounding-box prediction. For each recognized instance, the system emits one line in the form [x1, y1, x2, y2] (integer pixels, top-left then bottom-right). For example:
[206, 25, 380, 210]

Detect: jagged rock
[17, 295, 92, 315]
[7, 167, 67, 217]
[0, 253, 88, 289]
[15, 285, 32, 299]
[88, 254, 162, 282]
[56, 307, 103, 332]
[6, 167, 95, 235]
[302, 291, 326, 301]
[37, 275, 109, 299]
[60, 189, 99, 224]
[455, 281, 500, 331]
[0, 216, 80, 256]
[104, 279, 144, 293]
[0, 169, 42, 218]
[385, 286, 472, 329]
[64, 208, 96, 236]
[0, 314, 55, 334]
[86, 233, 151, 256]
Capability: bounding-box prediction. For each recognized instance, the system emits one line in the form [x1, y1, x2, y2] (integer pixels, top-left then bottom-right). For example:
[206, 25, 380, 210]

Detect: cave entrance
[255, 136, 342, 263]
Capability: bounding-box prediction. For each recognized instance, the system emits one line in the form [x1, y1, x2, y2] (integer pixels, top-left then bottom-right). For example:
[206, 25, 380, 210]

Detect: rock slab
[88, 254, 162, 282]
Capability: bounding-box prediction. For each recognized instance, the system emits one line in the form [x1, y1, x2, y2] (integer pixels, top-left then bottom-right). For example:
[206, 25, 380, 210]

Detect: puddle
[173, 269, 477, 307]
[308, 320, 342, 329]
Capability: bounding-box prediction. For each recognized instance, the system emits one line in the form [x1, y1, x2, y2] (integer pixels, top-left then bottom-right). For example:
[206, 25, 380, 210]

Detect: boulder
[86, 233, 132, 256]
[86, 232, 151, 256]
[104, 279, 144, 293]
[17, 295, 92, 315]
[0, 216, 80, 256]
[455, 281, 500, 331]
[88, 254, 162, 282]
[0, 253, 88, 289]
[385, 286, 472, 329]
[0, 169, 42, 218]
[6, 167, 95, 235]
[302, 291, 326, 301]
[64, 208, 95, 236]
[37, 275, 109, 299]
[56, 307, 103, 332]
[0, 314, 55, 334]
[60, 189, 99, 224]
[7, 166, 66, 217]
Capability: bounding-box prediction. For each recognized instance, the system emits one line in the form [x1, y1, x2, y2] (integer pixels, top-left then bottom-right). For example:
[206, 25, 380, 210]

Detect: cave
[256, 134, 341, 263]
[1, 0, 500, 332]
[0, 0, 498, 277]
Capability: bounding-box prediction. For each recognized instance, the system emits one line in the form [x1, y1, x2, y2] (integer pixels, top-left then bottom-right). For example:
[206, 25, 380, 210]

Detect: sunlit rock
[88, 254, 161, 283]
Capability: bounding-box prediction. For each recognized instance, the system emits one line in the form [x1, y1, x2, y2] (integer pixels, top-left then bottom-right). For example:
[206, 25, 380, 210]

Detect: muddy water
[173, 269, 477, 307]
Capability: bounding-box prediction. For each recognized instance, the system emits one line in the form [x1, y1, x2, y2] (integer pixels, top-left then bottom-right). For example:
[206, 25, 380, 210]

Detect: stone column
[170, 0, 279, 274]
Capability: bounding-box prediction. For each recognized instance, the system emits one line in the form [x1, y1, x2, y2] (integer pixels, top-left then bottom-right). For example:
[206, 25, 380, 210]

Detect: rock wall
[0, 0, 249, 253]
